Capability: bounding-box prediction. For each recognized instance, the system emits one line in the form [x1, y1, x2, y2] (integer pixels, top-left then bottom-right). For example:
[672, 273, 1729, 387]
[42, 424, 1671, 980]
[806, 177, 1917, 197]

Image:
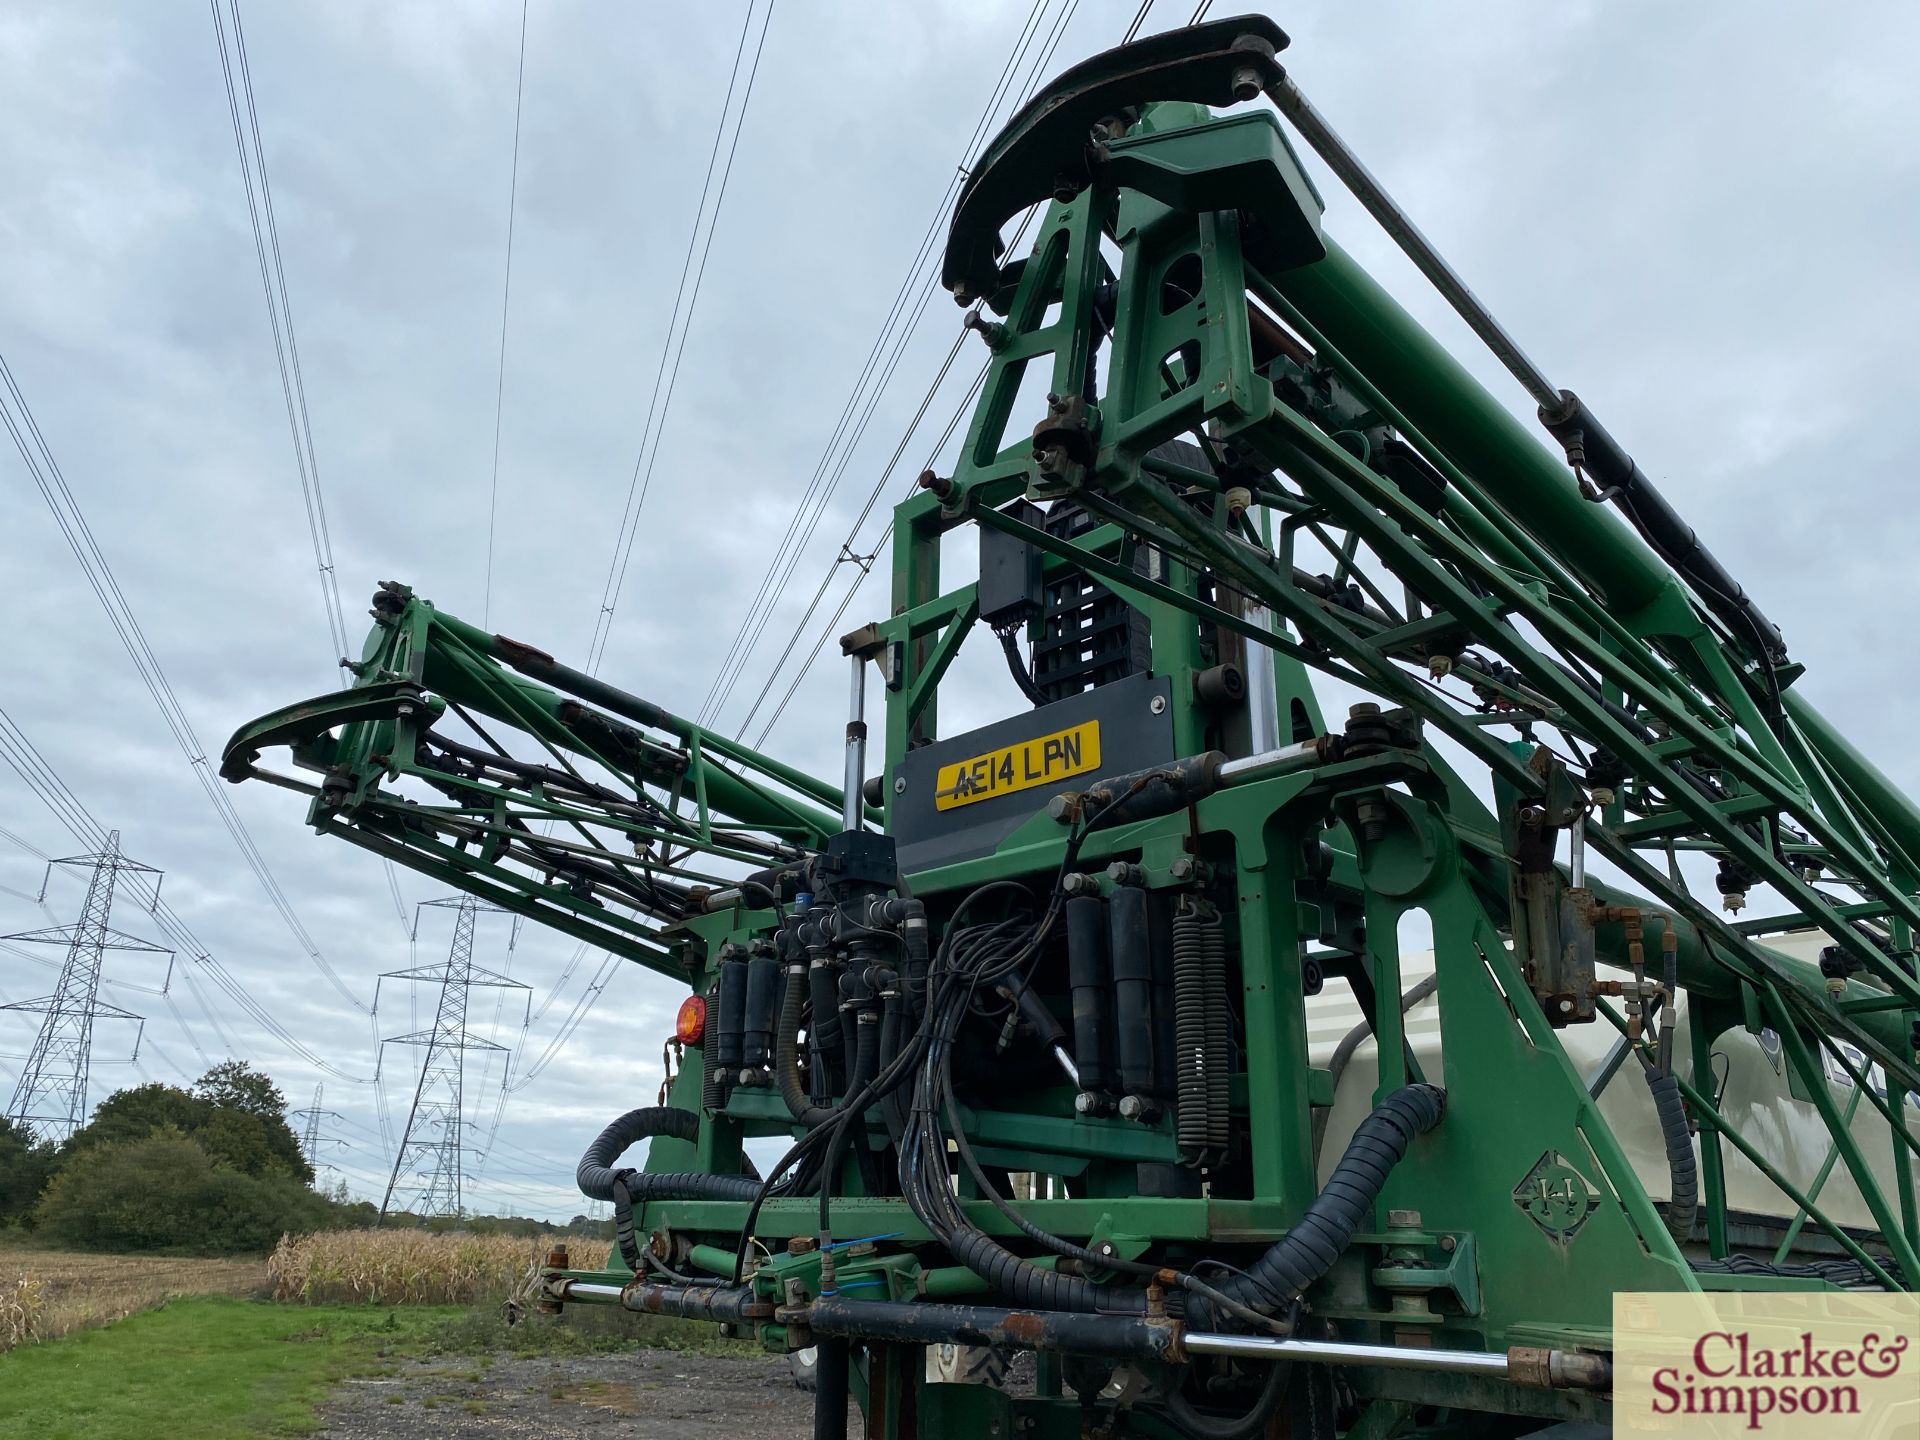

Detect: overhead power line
[694, 0, 1070, 729]
[725, 0, 1124, 743]
[0, 349, 371, 1017]
[484, 0, 531, 630]
[585, 0, 778, 675]
[0, 705, 375, 1086]
[209, 0, 350, 668]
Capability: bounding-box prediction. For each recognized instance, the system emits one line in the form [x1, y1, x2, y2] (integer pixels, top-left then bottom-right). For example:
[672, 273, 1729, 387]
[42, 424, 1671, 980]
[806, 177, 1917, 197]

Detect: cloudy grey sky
[2, 1, 1915, 1218]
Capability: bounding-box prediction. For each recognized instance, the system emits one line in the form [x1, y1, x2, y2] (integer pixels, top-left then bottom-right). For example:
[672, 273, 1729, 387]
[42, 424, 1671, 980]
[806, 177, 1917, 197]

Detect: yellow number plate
[934, 720, 1102, 812]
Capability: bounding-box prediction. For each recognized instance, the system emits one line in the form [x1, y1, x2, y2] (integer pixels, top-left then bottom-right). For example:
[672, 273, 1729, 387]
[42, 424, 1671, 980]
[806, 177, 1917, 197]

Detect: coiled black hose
[575, 1105, 763, 1273]
[1217, 1084, 1446, 1311]
[941, 1223, 1142, 1314]
[575, 1107, 761, 1204]
[1644, 1066, 1698, 1246]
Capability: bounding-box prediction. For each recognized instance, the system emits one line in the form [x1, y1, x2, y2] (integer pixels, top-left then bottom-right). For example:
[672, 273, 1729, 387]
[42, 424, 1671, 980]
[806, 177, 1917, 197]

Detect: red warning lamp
[675, 994, 707, 1046]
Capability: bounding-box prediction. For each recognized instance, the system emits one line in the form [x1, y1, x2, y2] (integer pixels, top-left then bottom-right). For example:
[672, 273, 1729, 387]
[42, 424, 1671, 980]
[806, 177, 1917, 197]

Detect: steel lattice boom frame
[223, 17, 1919, 1437]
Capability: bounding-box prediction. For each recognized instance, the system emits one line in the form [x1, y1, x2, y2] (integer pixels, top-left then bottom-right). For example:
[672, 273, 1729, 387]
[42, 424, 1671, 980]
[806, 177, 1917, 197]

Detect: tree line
[0, 1062, 599, 1253]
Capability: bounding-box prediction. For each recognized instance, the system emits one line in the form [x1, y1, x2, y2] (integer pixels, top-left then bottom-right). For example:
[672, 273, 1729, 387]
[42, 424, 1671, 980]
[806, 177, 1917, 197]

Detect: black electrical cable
[995, 624, 1048, 707]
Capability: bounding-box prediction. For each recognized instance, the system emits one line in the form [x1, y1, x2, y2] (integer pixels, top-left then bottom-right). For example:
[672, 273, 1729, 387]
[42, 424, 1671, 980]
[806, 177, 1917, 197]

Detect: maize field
[268, 1228, 603, 1306]
[1, 1276, 45, 1351]
[0, 1250, 263, 1352]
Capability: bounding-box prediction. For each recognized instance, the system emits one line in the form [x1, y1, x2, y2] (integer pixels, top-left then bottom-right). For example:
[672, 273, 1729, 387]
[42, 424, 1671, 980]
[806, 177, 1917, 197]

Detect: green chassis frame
[223, 16, 1919, 1436]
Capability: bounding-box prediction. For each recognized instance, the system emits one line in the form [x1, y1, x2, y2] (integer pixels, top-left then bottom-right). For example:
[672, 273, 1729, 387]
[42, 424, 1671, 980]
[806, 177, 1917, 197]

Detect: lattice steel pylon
[377, 895, 527, 1219]
[290, 1081, 349, 1175]
[2, 831, 169, 1144]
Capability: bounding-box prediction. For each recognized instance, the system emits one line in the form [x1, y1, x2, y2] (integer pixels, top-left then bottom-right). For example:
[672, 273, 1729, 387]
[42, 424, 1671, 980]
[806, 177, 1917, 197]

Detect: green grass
[0, 1296, 461, 1440]
[0, 1290, 763, 1438]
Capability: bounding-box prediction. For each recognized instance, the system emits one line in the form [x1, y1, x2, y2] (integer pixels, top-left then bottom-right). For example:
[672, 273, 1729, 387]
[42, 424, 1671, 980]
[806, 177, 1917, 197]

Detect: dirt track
[317, 1350, 833, 1438]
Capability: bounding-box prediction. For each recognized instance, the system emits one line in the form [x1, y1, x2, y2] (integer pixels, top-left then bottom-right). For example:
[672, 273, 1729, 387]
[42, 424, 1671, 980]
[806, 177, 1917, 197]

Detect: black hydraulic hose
[940, 1088, 1281, 1335]
[777, 965, 836, 1129]
[1164, 1359, 1292, 1440]
[1218, 1085, 1447, 1312]
[808, 962, 845, 1094]
[995, 624, 1048, 707]
[1312, 973, 1440, 1163]
[576, 1106, 762, 1274]
[575, 1107, 760, 1204]
[813, 1336, 850, 1440]
[818, 1012, 880, 1245]
[875, 983, 909, 1148]
[902, 904, 930, 1022]
[1644, 1065, 1698, 1247]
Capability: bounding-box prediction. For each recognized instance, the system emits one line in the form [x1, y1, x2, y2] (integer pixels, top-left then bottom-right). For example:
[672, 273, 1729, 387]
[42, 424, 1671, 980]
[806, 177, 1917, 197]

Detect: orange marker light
[675, 994, 707, 1046]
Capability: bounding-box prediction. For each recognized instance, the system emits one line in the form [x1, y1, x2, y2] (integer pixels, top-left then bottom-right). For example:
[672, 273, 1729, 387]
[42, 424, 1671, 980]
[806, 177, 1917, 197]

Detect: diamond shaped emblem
[1512, 1150, 1600, 1245]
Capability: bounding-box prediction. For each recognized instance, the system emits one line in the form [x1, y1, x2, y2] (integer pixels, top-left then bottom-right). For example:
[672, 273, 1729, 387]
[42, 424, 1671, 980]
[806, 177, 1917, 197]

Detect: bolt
[1348, 702, 1380, 721]
[916, 469, 953, 499]
[1386, 1209, 1422, 1229]
[1169, 857, 1196, 882]
[1439, 1235, 1457, 1253]
[1427, 654, 1454, 680]
[1230, 64, 1263, 103]
[1150, 695, 1167, 715]
[891, 775, 907, 796]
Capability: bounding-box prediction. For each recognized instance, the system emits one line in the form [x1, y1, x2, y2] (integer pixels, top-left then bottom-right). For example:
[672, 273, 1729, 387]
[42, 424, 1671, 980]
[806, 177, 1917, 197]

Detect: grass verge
[0, 1296, 460, 1440]
[0, 1290, 760, 1438]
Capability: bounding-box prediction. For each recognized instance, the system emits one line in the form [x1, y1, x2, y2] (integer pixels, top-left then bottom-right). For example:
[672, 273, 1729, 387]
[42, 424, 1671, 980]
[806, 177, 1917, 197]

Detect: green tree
[36, 1129, 215, 1250]
[0, 1116, 57, 1226]
[61, 1067, 310, 1184]
[65, 1082, 209, 1154]
[34, 1129, 342, 1254]
[192, 1060, 286, 1121]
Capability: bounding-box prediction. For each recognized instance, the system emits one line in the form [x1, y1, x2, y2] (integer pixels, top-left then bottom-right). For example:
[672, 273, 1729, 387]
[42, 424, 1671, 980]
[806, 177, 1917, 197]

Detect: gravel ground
[316, 1350, 832, 1438]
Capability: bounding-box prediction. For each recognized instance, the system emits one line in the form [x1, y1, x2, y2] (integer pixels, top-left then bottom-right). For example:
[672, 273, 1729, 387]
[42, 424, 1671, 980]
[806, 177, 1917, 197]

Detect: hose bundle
[575, 1105, 763, 1272]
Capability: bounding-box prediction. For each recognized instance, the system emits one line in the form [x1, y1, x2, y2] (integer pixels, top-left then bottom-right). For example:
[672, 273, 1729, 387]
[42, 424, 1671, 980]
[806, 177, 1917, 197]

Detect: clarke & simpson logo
[1615, 1292, 1920, 1438]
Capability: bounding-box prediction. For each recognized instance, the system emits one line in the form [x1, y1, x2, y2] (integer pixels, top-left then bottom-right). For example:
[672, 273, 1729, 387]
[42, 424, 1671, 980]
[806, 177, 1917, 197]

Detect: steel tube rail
[842, 652, 868, 832]
[1186, 1331, 1505, 1376]
[1184, 1332, 1612, 1392]
[1263, 73, 1562, 412]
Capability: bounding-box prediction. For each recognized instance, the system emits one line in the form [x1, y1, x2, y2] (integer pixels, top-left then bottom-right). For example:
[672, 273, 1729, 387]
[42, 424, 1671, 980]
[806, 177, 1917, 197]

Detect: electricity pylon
[2, 831, 169, 1143]
[290, 1081, 350, 1175]
[377, 895, 527, 1219]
